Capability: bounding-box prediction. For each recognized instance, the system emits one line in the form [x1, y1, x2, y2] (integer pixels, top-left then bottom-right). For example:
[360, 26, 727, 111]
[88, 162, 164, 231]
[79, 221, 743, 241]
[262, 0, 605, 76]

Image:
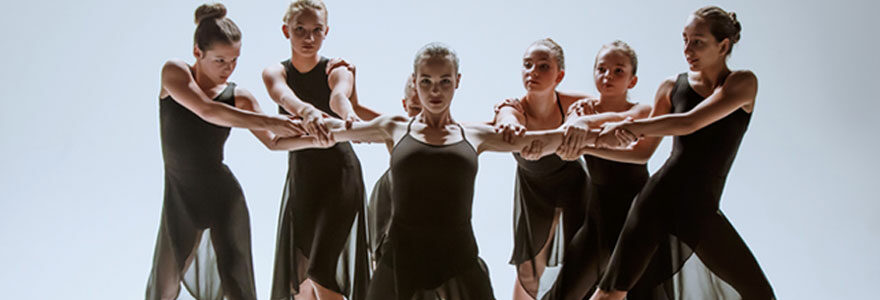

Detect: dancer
[146, 3, 304, 300]
[491, 38, 592, 300]
[543, 40, 655, 300]
[262, 0, 373, 299]
[587, 6, 776, 300]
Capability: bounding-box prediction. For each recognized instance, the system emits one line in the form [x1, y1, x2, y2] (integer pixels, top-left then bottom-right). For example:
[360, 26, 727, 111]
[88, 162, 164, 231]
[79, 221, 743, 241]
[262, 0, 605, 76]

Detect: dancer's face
[414, 56, 460, 114]
[521, 45, 563, 92]
[283, 8, 328, 57]
[683, 15, 730, 71]
[593, 48, 637, 97]
[194, 41, 241, 83]
[402, 84, 422, 117]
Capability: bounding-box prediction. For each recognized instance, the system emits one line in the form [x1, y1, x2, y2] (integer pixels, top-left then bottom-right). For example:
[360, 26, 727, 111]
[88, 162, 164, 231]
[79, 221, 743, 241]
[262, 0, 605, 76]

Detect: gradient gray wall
[1, 0, 876, 299]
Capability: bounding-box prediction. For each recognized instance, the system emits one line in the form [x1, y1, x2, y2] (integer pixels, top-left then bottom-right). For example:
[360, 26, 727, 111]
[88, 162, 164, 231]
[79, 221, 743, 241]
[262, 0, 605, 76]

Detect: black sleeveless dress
[146, 83, 257, 300]
[365, 119, 495, 300]
[367, 169, 393, 268]
[270, 57, 370, 300]
[508, 96, 589, 297]
[597, 73, 775, 299]
[542, 148, 650, 299]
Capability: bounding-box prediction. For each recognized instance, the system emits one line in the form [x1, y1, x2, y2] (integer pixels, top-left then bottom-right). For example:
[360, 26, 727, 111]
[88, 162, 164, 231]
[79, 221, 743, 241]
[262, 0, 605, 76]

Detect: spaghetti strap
[455, 123, 476, 151]
[391, 118, 418, 152]
[405, 117, 416, 134]
[554, 91, 565, 121]
[455, 123, 467, 142]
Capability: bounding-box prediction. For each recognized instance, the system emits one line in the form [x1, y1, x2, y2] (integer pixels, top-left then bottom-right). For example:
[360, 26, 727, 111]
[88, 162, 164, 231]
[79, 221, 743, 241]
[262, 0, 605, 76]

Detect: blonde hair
[193, 3, 241, 51]
[595, 40, 639, 75]
[530, 38, 565, 70]
[283, 0, 328, 23]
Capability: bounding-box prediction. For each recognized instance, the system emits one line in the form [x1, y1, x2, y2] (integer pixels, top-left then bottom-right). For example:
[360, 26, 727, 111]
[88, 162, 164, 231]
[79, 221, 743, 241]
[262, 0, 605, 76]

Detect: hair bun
[729, 12, 741, 26]
[728, 11, 742, 43]
[195, 3, 227, 24]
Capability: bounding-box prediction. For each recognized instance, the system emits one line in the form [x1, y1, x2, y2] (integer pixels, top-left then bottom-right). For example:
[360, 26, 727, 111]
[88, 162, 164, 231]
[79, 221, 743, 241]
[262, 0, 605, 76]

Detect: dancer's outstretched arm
[561, 78, 674, 164]
[468, 123, 610, 158]
[327, 66, 359, 122]
[492, 99, 528, 143]
[605, 71, 757, 140]
[270, 114, 406, 151]
[232, 87, 308, 150]
[263, 63, 332, 143]
[492, 90, 593, 144]
[325, 58, 382, 121]
[161, 59, 302, 136]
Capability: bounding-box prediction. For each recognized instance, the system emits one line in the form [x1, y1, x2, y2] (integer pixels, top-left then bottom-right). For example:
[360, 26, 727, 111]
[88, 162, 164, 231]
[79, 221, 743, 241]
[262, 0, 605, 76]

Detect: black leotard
[270, 57, 369, 300]
[147, 83, 257, 300]
[509, 94, 590, 297]
[597, 73, 775, 299]
[366, 119, 494, 300]
[544, 130, 650, 299]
